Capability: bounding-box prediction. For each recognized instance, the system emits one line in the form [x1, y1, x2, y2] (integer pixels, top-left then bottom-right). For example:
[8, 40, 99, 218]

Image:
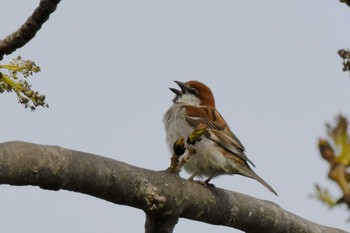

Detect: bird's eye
[189, 88, 198, 95]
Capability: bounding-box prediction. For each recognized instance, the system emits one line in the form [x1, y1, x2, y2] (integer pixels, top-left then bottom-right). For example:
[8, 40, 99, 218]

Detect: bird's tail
[245, 169, 278, 196]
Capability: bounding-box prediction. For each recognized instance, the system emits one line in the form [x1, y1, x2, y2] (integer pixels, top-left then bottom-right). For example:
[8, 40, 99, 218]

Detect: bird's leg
[188, 173, 208, 185]
[204, 177, 215, 187]
[188, 175, 215, 187]
[205, 177, 212, 184]
[188, 173, 197, 181]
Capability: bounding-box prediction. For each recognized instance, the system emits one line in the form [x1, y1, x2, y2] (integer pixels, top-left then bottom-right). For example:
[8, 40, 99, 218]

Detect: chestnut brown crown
[185, 80, 215, 107]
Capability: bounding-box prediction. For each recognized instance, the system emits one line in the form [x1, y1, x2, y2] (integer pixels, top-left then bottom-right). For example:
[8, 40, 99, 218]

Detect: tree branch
[0, 0, 61, 60]
[0, 141, 346, 233]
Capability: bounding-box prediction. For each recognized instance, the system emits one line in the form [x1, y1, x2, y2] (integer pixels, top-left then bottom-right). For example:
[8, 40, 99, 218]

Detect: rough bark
[0, 141, 346, 233]
[0, 0, 61, 60]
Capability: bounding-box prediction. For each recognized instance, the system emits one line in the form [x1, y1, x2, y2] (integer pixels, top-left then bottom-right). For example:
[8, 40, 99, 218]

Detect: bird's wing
[184, 106, 255, 167]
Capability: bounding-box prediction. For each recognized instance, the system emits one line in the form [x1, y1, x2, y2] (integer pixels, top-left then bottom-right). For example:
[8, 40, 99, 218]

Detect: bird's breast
[163, 104, 235, 178]
[163, 104, 193, 152]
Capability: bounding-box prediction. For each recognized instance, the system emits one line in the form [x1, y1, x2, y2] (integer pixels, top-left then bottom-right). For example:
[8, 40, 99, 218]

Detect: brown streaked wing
[184, 106, 255, 167]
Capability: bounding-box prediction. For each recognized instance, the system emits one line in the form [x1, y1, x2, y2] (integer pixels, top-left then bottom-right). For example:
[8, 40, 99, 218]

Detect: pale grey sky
[1, 1, 350, 232]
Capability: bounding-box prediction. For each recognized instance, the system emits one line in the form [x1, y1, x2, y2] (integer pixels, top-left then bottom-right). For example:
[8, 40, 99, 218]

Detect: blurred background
[0, 1, 349, 232]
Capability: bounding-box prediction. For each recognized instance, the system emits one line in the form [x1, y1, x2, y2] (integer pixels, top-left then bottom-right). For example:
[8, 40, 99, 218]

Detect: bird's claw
[189, 179, 216, 188]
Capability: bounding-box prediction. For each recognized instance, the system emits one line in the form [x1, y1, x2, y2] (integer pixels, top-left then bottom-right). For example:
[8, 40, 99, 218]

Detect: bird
[163, 80, 277, 195]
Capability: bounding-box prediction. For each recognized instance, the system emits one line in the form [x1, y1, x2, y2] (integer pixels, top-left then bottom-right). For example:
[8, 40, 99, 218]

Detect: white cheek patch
[176, 94, 200, 106]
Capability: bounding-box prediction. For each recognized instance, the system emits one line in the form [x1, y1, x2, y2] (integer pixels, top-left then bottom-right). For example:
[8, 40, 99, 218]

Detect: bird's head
[170, 80, 215, 107]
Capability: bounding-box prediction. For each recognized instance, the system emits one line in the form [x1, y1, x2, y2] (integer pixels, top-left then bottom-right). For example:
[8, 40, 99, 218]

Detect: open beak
[174, 80, 191, 92]
[169, 87, 181, 95]
[170, 81, 192, 96]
